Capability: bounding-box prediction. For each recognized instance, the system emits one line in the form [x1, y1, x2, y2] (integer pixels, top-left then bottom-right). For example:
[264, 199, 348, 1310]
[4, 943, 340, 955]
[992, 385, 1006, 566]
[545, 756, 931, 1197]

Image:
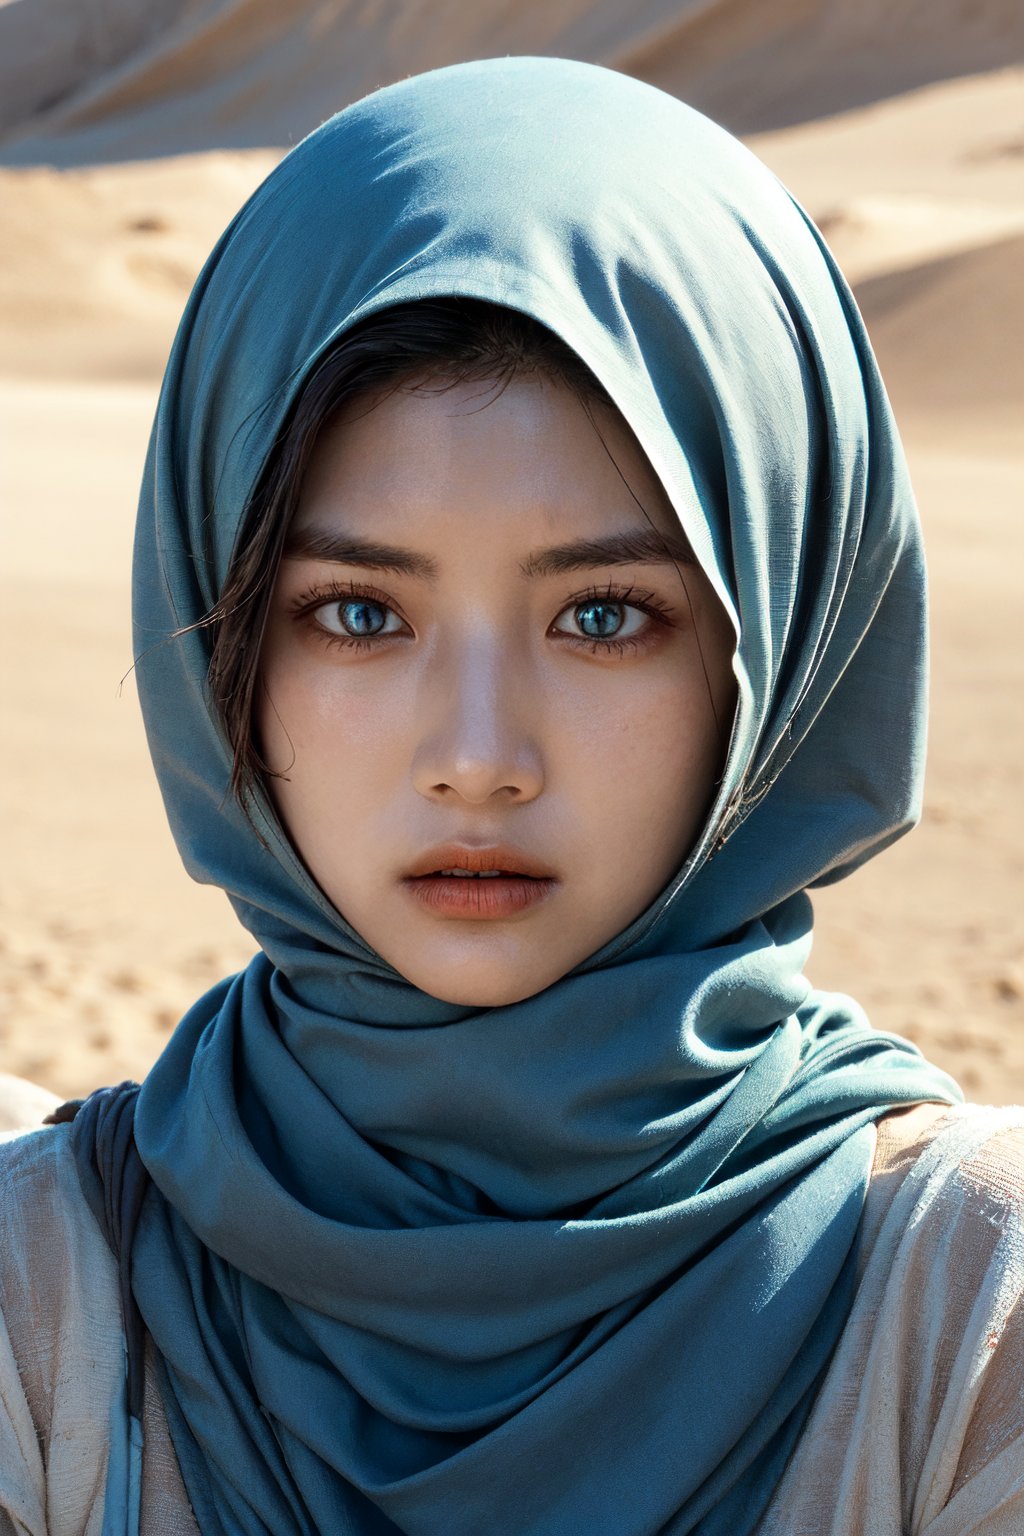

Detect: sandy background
[1, 1, 1022, 1106]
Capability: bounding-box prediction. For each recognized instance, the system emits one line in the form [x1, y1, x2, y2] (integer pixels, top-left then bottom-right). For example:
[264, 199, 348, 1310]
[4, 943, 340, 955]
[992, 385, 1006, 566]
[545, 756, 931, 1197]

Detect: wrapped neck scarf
[72, 56, 960, 1536]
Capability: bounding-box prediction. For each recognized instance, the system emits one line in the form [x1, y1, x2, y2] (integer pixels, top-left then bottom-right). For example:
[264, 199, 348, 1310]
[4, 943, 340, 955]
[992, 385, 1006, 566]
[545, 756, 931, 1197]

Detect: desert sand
[1, 4, 1022, 1107]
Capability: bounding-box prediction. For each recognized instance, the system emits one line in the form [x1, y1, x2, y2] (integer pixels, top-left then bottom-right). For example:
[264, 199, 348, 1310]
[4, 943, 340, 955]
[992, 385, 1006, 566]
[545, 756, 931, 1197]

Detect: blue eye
[339, 599, 387, 636]
[575, 601, 626, 638]
[313, 594, 402, 640]
[550, 586, 674, 656]
[554, 594, 651, 648]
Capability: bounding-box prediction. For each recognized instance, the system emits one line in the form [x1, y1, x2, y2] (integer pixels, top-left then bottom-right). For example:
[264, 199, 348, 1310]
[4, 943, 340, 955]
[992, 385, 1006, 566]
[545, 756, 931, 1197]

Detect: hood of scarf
[98, 55, 962, 1536]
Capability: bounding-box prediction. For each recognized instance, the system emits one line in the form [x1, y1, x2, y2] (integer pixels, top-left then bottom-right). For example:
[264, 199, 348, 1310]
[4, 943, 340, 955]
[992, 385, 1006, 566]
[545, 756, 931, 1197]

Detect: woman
[1, 55, 1022, 1536]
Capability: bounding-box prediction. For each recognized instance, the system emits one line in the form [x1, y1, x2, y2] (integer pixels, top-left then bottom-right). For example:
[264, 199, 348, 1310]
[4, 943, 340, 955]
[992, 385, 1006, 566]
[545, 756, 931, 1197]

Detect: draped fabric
[73, 57, 961, 1536]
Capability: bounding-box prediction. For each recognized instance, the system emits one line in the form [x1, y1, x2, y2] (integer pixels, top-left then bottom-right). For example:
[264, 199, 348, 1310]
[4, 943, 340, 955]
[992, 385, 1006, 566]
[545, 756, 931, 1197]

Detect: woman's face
[258, 372, 736, 1006]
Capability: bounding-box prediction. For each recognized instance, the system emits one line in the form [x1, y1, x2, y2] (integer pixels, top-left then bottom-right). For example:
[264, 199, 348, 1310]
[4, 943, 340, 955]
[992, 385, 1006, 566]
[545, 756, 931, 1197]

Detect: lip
[404, 843, 557, 880]
[402, 842, 558, 921]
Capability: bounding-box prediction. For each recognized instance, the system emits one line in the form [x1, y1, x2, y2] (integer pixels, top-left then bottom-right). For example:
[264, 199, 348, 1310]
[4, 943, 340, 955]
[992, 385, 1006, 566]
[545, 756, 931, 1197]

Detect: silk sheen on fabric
[75, 56, 961, 1536]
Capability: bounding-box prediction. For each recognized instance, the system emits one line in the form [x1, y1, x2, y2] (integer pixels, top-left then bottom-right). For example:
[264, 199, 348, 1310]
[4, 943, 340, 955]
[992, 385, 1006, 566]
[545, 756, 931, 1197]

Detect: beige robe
[1, 1099, 1022, 1534]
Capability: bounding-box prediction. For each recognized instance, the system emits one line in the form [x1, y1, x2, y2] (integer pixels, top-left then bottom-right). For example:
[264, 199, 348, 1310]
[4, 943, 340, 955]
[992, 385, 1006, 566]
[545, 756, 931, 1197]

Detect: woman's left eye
[551, 587, 671, 654]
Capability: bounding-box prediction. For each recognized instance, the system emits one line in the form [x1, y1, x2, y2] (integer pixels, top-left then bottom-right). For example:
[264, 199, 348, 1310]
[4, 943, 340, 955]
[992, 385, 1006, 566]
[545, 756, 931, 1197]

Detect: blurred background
[1, 0, 1022, 1102]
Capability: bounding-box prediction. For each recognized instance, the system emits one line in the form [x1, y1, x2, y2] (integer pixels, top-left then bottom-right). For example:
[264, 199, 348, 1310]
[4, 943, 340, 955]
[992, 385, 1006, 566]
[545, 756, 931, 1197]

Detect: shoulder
[867, 1100, 1024, 1274]
[759, 1102, 1024, 1536]
[0, 1119, 122, 1364]
[0, 1121, 82, 1287]
[880, 1103, 1024, 1532]
[872, 1103, 1024, 1534]
[851, 1100, 1024, 1341]
[0, 1119, 116, 1287]
[0, 1124, 123, 1533]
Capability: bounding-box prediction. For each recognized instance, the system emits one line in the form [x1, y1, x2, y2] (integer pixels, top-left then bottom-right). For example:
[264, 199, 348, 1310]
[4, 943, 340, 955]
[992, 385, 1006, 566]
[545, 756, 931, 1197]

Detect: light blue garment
[99, 56, 961, 1535]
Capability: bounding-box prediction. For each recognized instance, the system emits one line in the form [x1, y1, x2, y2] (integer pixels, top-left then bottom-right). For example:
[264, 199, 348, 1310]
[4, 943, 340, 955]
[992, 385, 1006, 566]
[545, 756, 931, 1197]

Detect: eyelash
[289, 579, 675, 657]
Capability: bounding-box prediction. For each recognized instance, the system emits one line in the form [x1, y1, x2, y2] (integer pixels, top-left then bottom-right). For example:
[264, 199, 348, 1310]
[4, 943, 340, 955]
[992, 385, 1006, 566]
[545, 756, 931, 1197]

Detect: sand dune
[620, 0, 1024, 131]
[0, 9, 1021, 1105]
[857, 235, 1024, 451]
[0, 151, 278, 379]
[2, 0, 1021, 164]
[0, 0, 185, 138]
[814, 195, 1024, 285]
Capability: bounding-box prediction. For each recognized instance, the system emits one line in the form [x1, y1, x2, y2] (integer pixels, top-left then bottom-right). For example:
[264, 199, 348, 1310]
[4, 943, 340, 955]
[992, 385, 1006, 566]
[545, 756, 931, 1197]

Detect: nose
[410, 628, 544, 805]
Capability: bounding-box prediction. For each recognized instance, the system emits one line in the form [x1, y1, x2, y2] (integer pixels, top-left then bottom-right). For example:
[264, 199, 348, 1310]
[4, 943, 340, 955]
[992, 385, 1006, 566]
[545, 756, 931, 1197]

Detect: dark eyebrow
[284, 525, 695, 577]
[520, 527, 695, 576]
[283, 528, 440, 578]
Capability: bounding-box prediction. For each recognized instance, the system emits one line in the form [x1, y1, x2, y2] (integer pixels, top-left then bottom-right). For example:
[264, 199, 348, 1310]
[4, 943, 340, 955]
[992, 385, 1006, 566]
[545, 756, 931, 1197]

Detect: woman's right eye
[290, 581, 409, 652]
[312, 595, 404, 640]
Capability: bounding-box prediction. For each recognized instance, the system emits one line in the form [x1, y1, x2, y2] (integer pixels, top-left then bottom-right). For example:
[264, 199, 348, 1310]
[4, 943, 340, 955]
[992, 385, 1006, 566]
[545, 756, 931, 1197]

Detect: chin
[408, 961, 555, 1010]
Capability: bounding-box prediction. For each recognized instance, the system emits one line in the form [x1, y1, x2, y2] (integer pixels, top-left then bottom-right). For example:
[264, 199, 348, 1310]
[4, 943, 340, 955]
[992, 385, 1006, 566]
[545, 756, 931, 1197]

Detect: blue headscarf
[76, 56, 960, 1535]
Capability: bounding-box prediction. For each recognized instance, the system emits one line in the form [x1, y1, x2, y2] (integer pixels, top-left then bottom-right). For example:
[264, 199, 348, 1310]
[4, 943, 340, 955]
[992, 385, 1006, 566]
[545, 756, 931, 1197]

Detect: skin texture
[258, 373, 737, 1006]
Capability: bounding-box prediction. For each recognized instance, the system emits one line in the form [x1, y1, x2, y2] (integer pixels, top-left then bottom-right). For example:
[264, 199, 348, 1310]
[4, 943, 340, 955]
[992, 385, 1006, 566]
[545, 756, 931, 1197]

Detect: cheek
[562, 672, 724, 842]
[257, 658, 405, 886]
[258, 648, 407, 772]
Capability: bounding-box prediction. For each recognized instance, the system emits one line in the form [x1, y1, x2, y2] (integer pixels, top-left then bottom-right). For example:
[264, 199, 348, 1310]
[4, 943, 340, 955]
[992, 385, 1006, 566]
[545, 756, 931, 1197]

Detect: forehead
[292, 372, 684, 546]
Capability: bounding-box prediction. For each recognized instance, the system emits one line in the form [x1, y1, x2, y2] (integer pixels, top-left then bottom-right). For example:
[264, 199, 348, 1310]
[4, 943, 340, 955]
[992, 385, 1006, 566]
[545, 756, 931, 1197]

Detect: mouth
[433, 869, 528, 878]
[403, 843, 557, 881]
[402, 843, 558, 919]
